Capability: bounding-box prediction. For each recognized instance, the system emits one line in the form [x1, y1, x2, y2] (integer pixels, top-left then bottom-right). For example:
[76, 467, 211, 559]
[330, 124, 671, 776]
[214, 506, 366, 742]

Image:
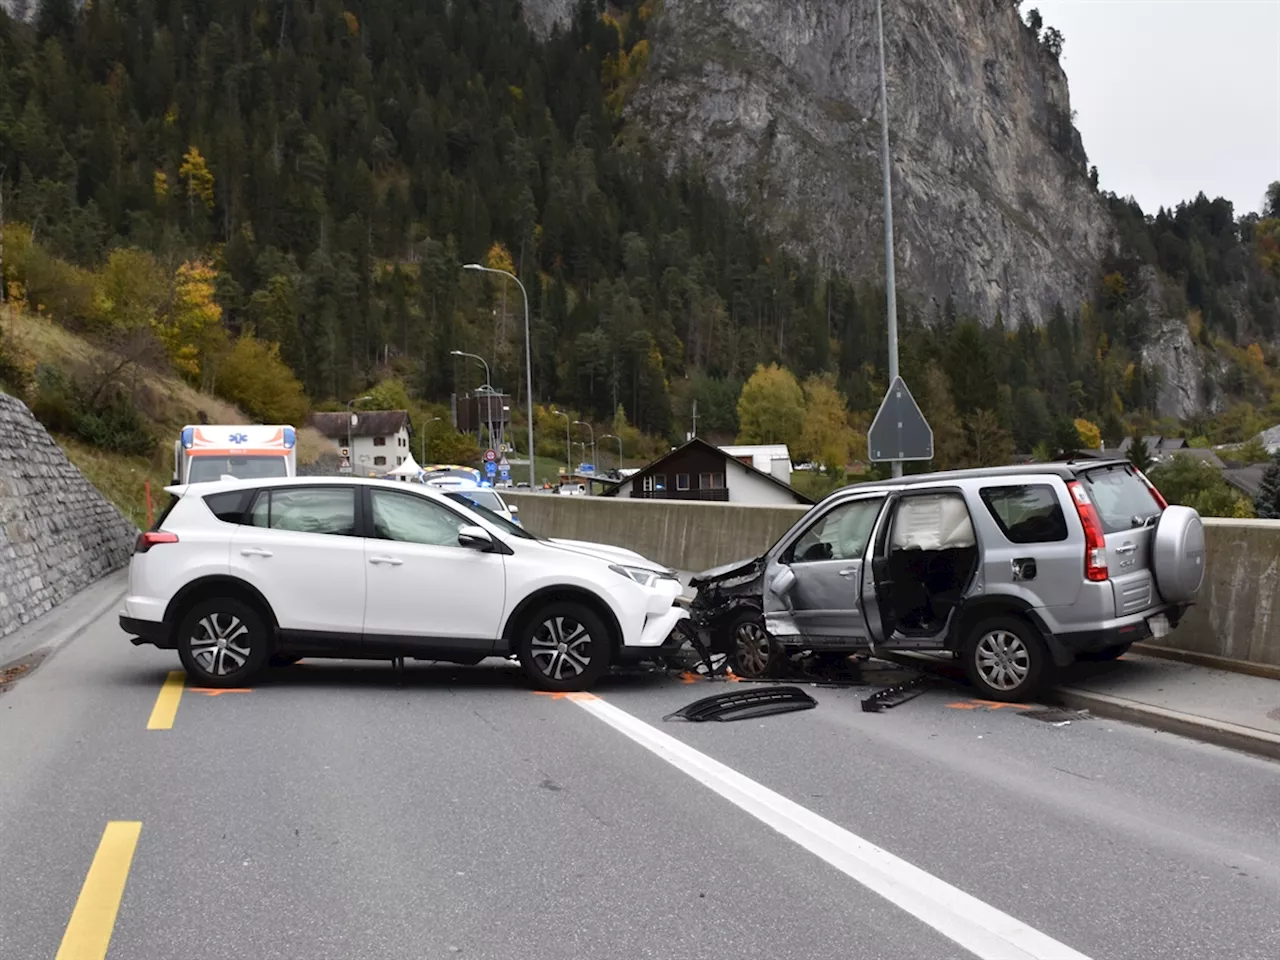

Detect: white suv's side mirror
[458, 524, 494, 551]
[508, 504, 519, 516]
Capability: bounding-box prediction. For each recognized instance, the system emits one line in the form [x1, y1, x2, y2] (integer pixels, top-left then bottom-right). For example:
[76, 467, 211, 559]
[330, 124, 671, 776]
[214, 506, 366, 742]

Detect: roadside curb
[0, 570, 128, 671]
[1130, 643, 1280, 682]
[1055, 686, 1280, 763]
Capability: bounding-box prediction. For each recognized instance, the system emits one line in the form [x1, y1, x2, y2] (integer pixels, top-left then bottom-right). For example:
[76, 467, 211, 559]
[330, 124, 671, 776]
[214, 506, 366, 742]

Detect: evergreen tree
[1253, 451, 1280, 519]
[1127, 435, 1154, 472]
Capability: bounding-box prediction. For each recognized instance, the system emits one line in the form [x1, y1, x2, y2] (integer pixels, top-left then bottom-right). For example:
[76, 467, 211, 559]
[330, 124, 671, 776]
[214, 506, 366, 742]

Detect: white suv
[120, 477, 688, 691]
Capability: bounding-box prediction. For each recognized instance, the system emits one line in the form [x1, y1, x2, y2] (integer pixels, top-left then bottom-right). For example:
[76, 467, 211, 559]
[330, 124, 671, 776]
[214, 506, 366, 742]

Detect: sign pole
[876, 0, 902, 478]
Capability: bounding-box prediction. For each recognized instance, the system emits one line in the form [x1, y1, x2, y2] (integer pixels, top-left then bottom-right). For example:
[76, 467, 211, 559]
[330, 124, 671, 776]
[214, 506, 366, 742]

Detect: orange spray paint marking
[187, 688, 254, 697]
[946, 698, 1029, 711]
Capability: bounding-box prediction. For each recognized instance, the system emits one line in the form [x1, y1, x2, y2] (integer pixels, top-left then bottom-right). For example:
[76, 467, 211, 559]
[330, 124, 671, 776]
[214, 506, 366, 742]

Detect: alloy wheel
[974, 629, 1030, 692]
[733, 621, 772, 677]
[529, 616, 593, 681]
[189, 613, 252, 677]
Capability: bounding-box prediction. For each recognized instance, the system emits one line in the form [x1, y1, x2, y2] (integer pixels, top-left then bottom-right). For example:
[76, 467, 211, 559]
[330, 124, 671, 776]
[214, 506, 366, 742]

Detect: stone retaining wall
[0, 392, 137, 642]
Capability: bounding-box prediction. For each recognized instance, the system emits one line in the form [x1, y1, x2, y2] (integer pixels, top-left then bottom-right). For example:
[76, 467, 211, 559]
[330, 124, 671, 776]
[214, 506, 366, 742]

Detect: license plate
[1147, 613, 1170, 639]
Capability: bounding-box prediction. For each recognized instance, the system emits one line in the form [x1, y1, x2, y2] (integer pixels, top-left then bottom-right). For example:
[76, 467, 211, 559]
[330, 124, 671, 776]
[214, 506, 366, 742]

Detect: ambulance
[173, 424, 298, 485]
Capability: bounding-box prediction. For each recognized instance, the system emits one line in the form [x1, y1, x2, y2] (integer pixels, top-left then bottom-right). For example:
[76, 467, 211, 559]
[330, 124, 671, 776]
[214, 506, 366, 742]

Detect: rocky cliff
[526, 0, 1114, 328]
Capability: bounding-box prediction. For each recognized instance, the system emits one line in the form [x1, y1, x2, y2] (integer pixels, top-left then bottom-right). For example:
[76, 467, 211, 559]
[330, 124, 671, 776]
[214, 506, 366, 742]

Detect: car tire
[517, 602, 612, 692]
[1076, 642, 1132, 662]
[727, 611, 781, 680]
[177, 597, 270, 688]
[963, 615, 1051, 702]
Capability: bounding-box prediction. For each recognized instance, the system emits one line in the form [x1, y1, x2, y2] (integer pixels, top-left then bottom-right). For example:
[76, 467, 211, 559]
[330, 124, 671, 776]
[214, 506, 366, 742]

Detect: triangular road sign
[868, 376, 933, 462]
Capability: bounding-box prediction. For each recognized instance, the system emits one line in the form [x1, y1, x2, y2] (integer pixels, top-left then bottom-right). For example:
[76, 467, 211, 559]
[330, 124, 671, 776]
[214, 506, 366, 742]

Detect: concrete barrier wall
[505, 493, 1280, 670]
[505, 493, 807, 574]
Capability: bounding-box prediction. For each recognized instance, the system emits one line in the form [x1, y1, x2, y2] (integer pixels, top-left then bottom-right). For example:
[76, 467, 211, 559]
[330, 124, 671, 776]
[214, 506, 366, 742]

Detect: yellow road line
[55, 821, 142, 960]
[146, 671, 186, 730]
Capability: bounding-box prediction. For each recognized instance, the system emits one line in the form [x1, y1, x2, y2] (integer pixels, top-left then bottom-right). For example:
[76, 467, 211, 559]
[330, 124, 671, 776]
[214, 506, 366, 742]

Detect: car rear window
[203, 489, 257, 525]
[1078, 465, 1162, 534]
[979, 485, 1068, 543]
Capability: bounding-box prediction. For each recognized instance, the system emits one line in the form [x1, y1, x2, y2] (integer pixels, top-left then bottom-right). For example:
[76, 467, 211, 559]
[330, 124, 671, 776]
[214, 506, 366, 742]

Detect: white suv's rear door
[361, 488, 506, 652]
[228, 486, 366, 637]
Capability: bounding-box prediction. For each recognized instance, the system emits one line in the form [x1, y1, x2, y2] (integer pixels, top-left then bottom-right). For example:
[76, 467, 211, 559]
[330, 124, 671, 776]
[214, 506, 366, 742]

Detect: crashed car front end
[687, 556, 767, 644]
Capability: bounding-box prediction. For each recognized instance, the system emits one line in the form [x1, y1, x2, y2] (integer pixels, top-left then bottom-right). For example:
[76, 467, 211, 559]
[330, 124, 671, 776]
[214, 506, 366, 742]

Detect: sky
[1033, 0, 1280, 217]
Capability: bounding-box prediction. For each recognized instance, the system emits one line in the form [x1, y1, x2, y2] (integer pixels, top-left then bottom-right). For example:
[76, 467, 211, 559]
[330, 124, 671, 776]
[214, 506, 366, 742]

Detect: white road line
[571, 694, 1092, 960]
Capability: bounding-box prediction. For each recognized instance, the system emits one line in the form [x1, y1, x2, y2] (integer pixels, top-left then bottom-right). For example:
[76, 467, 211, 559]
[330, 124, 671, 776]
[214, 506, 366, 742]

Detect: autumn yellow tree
[797, 374, 855, 470]
[155, 261, 225, 382]
[178, 145, 215, 217]
[485, 242, 515, 275]
[214, 336, 310, 424]
[736, 363, 805, 445]
[1074, 417, 1103, 452]
[94, 248, 168, 331]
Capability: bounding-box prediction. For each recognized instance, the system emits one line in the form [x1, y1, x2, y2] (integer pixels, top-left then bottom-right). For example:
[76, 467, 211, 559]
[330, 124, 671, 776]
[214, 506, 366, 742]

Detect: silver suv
[687, 460, 1205, 701]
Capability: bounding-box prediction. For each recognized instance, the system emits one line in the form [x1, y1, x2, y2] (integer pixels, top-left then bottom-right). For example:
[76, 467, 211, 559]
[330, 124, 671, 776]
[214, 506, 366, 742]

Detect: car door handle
[369, 556, 404, 566]
[239, 548, 273, 558]
[838, 567, 859, 577]
[1115, 542, 1137, 555]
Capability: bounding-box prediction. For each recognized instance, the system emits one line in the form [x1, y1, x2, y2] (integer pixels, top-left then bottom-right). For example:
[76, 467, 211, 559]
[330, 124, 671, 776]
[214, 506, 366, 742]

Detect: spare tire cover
[1152, 505, 1205, 603]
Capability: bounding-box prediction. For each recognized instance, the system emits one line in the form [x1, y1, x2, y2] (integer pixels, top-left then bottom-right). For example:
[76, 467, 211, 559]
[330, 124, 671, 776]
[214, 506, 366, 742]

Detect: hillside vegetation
[0, 1, 1278, 503]
[0, 307, 331, 523]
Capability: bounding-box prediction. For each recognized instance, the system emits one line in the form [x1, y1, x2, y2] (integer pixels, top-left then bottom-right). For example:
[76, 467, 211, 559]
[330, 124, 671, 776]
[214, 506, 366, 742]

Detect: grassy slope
[2, 309, 333, 523]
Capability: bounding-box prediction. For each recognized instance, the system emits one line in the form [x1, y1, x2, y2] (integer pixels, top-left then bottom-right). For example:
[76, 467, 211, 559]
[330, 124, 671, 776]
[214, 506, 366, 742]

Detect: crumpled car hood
[689, 555, 764, 589]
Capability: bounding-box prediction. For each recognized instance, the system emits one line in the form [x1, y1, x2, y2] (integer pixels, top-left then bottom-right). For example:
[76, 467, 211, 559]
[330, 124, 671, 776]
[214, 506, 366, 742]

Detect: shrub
[29, 363, 153, 456]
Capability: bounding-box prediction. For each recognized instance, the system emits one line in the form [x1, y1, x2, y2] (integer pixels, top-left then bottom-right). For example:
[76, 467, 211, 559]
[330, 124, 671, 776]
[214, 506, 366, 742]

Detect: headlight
[610, 564, 677, 588]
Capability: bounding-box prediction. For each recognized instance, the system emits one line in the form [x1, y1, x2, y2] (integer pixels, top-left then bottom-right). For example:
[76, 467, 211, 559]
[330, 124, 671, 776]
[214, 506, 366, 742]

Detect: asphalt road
[3, 612, 1280, 960]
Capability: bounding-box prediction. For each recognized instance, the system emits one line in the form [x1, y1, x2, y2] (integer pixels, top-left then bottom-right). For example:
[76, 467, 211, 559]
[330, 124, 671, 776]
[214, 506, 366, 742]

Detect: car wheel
[963, 615, 1050, 702]
[1076, 642, 1132, 662]
[517, 602, 612, 692]
[177, 598, 270, 688]
[728, 612, 781, 680]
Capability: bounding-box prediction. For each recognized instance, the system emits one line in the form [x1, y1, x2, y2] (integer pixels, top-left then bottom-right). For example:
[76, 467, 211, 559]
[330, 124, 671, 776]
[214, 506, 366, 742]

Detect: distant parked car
[120, 477, 688, 691]
[688, 460, 1204, 701]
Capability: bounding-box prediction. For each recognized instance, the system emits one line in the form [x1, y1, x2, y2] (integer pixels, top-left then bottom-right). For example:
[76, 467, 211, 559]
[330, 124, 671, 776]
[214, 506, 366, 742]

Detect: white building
[602, 439, 811, 506]
[717, 444, 793, 483]
[309, 410, 413, 475]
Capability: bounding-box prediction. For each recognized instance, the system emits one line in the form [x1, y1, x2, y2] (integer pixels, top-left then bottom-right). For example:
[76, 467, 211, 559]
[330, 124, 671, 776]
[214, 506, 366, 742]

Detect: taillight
[1134, 468, 1168, 509]
[135, 531, 178, 554]
[1067, 481, 1109, 582]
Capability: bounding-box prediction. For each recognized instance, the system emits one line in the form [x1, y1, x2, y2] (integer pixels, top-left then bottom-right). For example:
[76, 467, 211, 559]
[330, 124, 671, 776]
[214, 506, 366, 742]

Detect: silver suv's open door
[762, 495, 885, 644]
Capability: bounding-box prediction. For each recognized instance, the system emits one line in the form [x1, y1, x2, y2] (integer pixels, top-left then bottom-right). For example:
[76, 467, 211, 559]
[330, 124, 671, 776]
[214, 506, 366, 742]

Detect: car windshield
[453, 489, 504, 512]
[1080, 465, 1162, 534]
[443, 491, 535, 539]
[187, 455, 288, 484]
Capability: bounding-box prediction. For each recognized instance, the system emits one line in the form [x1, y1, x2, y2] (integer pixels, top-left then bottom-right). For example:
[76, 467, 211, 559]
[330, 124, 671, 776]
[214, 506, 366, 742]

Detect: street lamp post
[600, 434, 623, 472]
[552, 407, 570, 476]
[450, 349, 495, 447]
[573, 420, 595, 473]
[345, 395, 372, 474]
[462, 264, 534, 488]
[875, 0, 902, 479]
[449, 349, 491, 391]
